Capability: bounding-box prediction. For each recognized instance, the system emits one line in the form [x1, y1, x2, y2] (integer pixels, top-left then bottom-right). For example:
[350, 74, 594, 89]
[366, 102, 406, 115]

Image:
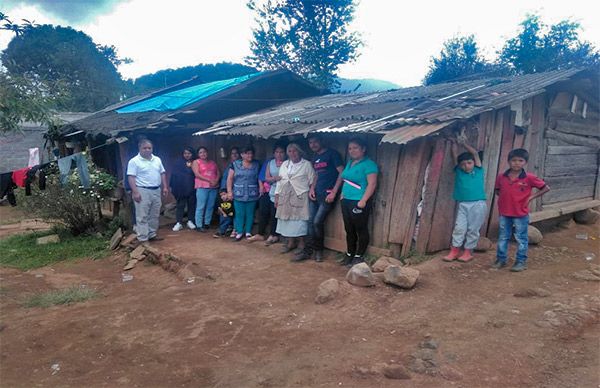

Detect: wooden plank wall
[542, 91, 600, 205]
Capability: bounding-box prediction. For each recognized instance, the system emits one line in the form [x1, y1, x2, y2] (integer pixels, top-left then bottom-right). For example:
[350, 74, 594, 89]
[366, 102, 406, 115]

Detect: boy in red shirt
[493, 149, 550, 272]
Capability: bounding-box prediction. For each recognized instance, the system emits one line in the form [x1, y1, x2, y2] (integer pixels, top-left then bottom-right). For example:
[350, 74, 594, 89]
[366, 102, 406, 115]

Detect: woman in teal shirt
[340, 138, 378, 266]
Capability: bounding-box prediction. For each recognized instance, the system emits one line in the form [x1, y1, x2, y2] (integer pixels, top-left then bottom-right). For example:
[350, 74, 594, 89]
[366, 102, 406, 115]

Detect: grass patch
[401, 250, 435, 265]
[24, 286, 100, 308]
[0, 229, 108, 270]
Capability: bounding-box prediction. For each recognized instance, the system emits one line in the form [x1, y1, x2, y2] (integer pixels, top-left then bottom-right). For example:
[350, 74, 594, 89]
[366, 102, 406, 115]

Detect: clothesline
[0, 136, 128, 176]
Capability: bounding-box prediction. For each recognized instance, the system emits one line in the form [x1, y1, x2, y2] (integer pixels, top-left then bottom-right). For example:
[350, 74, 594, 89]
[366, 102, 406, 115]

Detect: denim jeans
[58, 153, 90, 188]
[496, 215, 529, 264]
[195, 188, 217, 227]
[219, 215, 233, 234]
[305, 198, 333, 253]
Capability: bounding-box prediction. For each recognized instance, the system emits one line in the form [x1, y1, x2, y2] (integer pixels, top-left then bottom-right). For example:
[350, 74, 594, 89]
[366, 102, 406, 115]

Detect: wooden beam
[546, 129, 600, 149]
[530, 199, 600, 222]
[371, 143, 402, 249]
[553, 119, 600, 138]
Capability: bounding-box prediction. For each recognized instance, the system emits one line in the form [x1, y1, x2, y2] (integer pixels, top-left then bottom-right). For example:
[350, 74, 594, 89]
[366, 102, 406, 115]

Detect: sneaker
[245, 233, 253, 240]
[172, 223, 183, 232]
[340, 253, 353, 266]
[196, 227, 206, 233]
[491, 260, 507, 269]
[213, 232, 224, 238]
[314, 250, 324, 262]
[202, 225, 210, 231]
[510, 262, 528, 272]
[186, 221, 196, 229]
[230, 230, 237, 238]
[234, 233, 244, 242]
[350, 255, 364, 266]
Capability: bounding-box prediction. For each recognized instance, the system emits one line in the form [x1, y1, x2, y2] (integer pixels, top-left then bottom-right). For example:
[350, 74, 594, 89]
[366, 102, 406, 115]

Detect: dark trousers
[175, 194, 197, 224]
[219, 215, 233, 234]
[305, 198, 333, 253]
[341, 199, 371, 256]
[256, 193, 278, 237]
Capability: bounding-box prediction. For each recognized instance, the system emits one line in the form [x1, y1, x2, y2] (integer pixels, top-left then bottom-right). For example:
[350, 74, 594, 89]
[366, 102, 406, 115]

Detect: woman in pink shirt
[192, 147, 220, 232]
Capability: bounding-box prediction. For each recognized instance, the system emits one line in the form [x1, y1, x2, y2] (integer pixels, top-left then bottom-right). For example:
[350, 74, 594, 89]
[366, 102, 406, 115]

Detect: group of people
[127, 135, 378, 266]
[127, 134, 550, 273]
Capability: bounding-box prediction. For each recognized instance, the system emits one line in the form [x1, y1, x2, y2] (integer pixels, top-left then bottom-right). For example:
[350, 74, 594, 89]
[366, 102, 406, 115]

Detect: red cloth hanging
[12, 167, 30, 187]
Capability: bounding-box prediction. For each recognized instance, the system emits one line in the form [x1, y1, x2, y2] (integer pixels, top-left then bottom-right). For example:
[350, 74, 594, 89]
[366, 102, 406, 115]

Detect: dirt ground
[0, 206, 599, 387]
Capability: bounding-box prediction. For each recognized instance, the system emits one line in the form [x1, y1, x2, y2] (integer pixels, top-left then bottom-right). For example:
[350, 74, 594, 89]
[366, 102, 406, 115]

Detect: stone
[574, 209, 600, 225]
[412, 348, 436, 361]
[346, 263, 376, 287]
[440, 365, 463, 381]
[557, 218, 575, 229]
[371, 256, 403, 273]
[36, 234, 60, 245]
[121, 233, 138, 247]
[123, 259, 137, 271]
[163, 202, 177, 219]
[383, 265, 419, 289]
[572, 270, 600, 282]
[528, 225, 543, 245]
[382, 364, 411, 380]
[407, 358, 427, 374]
[109, 228, 123, 250]
[513, 287, 551, 298]
[419, 339, 439, 350]
[130, 245, 146, 260]
[315, 278, 340, 304]
[474, 237, 493, 252]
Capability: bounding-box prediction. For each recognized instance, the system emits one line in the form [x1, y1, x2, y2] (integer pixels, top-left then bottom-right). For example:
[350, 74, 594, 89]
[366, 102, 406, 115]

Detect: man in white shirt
[127, 139, 169, 242]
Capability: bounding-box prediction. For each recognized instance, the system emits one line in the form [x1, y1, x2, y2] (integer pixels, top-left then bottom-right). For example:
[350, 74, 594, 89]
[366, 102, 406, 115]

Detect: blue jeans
[305, 198, 334, 253]
[496, 215, 529, 264]
[219, 215, 233, 234]
[195, 188, 217, 227]
[234, 200, 257, 234]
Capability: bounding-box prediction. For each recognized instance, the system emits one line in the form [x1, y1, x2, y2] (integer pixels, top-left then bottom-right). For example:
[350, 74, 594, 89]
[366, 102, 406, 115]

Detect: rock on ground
[528, 225, 543, 245]
[315, 278, 340, 304]
[371, 256, 403, 272]
[36, 234, 60, 245]
[383, 265, 419, 289]
[474, 237, 493, 252]
[574, 209, 600, 225]
[557, 218, 575, 229]
[109, 228, 123, 250]
[346, 263, 376, 287]
[129, 245, 146, 260]
[514, 287, 551, 298]
[382, 364, 411, 380]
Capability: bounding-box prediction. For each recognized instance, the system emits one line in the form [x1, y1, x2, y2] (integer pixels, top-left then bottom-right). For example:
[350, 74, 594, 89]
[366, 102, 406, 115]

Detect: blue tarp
[116, 72, 263, 114]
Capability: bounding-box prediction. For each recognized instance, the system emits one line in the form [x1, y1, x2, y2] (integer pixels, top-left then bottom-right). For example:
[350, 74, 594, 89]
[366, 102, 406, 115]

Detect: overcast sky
[1, 0, 599, 86]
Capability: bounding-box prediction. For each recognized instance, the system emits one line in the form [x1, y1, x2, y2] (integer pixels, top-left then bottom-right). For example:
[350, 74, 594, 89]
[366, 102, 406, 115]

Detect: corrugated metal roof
[195, 68, 589, 143]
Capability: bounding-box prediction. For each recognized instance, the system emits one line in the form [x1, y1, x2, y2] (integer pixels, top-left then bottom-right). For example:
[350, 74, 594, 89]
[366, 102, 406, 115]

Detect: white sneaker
[186, 220, 196, 229]
[172, 223, 183, 232]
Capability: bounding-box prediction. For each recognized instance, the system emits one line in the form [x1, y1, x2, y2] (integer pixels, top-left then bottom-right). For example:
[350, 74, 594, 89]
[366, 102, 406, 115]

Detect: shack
[195, 67, 600, 257]
[61, 70, 321, 182]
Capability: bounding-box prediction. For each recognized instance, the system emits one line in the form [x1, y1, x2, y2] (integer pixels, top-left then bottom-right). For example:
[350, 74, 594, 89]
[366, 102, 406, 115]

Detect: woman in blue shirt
[340, 138, 378, 266]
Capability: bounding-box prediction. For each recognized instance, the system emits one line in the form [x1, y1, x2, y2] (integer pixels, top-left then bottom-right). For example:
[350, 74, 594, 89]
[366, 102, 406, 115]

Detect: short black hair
[273, 141, 287, 152]
[348, 137, 367, 149]
[242, 145, 255, 154]
[457, 152, 474, 164]
[508, 148, 529, 162]
[307, 133, 322, 141]
[183, 146, 195, 155]
[230, 146, 240, 153]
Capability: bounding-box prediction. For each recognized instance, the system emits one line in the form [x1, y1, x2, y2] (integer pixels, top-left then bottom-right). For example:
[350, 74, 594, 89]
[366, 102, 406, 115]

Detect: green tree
[1, 24, 127, 111]
[246, 0, 361, 90]
[423, 35, 493, 85]
[499, 14, 599, 74]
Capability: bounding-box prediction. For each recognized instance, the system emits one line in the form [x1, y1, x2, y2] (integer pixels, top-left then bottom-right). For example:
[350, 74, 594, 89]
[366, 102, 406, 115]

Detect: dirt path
[0, 216, 598, 387]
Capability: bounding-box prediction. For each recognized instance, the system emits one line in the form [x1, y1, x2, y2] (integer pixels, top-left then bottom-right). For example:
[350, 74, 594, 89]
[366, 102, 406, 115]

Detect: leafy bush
[20, 159, 116, 235]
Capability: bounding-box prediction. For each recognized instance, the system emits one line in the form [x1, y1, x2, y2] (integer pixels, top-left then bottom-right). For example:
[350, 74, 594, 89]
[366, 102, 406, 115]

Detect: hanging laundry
[0, 172, 17, 206]
[12, 167, 30, 188]
[57, 152, 90, 188]
[28, 148, 40, 167]
[25, 164, 49, 196]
